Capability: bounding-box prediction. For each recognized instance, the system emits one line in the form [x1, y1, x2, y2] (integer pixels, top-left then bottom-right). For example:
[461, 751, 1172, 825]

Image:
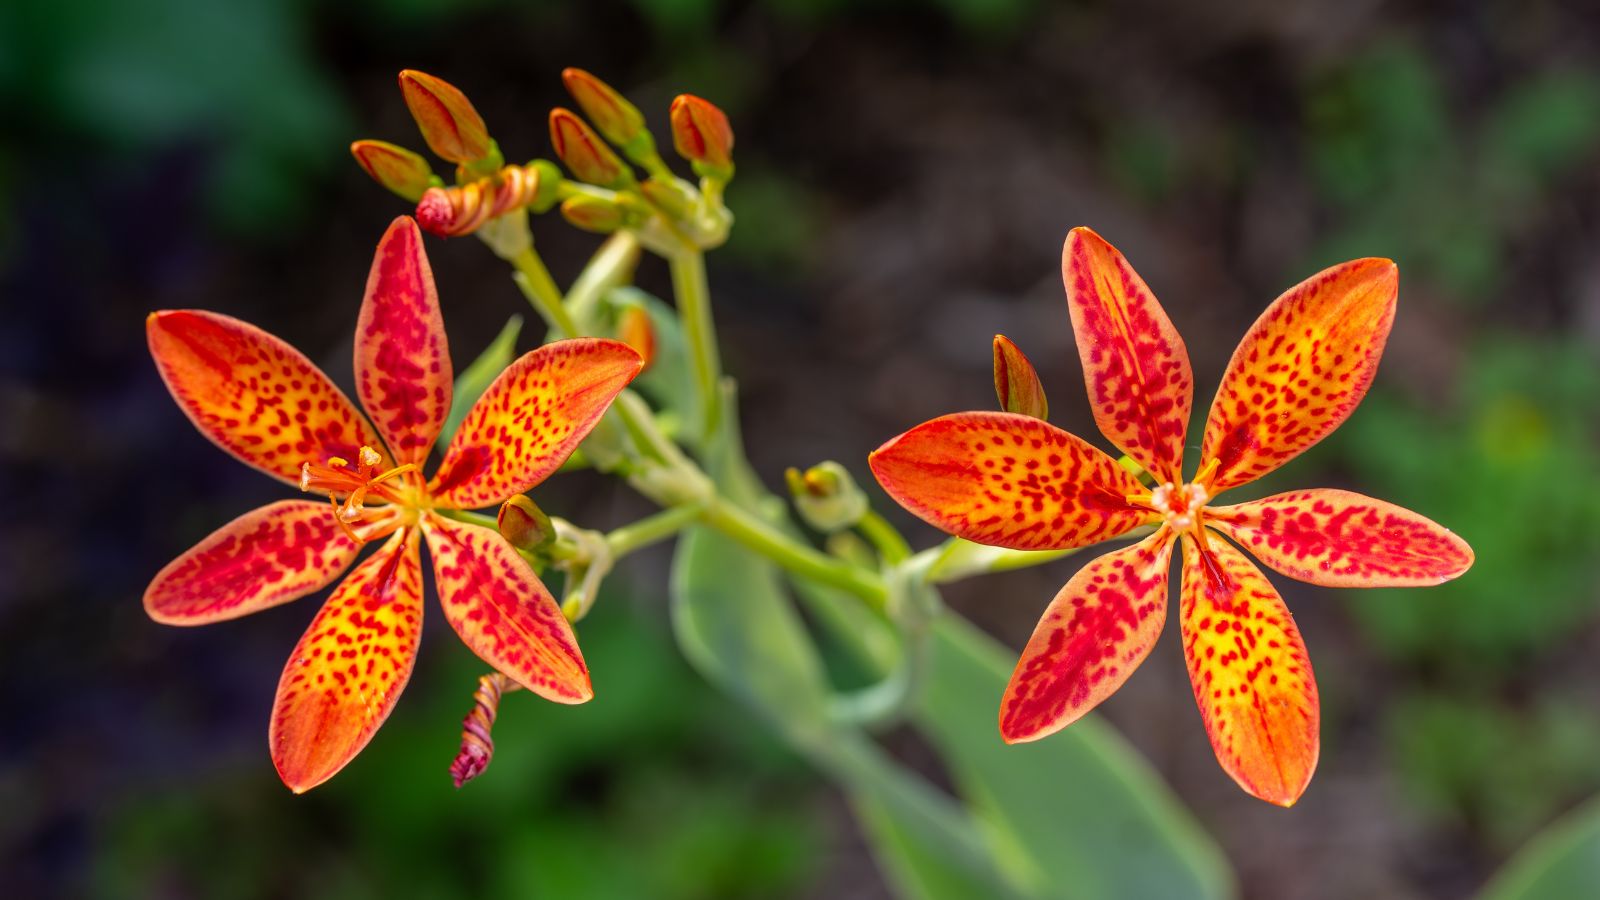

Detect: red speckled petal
[270, 526, 423, 793]
[147, 310, 388, 486]
[1208, 489, 1473, 588]
[430, 339, 642, 510]
[355, 217, 452, 466]
[1062, 227, 1193, 484]
[1200, 258, 1397, 492]
[1180, 532, 1319, 806]
[868, 412, 1151, 551]
[1000, 530, 1175, 743]
[421, 514, 591, 703]
[145, 500, 361, 624]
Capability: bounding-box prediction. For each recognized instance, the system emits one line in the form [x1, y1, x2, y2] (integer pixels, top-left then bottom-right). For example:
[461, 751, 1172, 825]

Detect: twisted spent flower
[869, 226, 1474, 806]
[143, 216, 642, 792]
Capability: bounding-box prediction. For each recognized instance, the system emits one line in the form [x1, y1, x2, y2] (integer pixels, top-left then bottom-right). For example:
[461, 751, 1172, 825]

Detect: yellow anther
[327, 456, 349, 468]
[359, 446, 383, 469]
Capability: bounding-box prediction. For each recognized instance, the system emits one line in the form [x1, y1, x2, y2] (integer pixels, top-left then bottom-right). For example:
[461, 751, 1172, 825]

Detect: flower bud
[561, 68, 655, 158]
[560, 195, 627, 233]
[669, 94, 734, 178]
[350, 140, 437, 202]
[549, 108, 632, 189]
[785, 462, 868, 533]
[638, 176, 698, 220]
[617, 306, 656, 372]
[399, 69, 493, 164]
[993, 334, 1048, 420]
[498, 495, 554, 551]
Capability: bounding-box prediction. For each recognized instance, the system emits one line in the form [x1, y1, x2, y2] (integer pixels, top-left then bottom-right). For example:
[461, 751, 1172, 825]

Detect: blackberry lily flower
[144, 217, 642, 792]
[870, 227, 1472, 806]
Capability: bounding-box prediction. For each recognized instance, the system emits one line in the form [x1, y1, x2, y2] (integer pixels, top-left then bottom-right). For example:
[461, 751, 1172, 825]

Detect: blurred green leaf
[440, 315, 521, 447]
[670, 386, 834, 733]
[1482, 795, 1600, 900]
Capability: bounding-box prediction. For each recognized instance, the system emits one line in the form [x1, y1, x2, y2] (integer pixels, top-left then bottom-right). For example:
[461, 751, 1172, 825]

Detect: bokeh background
[5, 0, 1600, 897]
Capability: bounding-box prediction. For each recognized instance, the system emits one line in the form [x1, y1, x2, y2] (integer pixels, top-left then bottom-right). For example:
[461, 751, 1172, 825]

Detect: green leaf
[669, 383, 832, 735]
[1482, 795, 1600, 899]
[440, 315, 521, 446]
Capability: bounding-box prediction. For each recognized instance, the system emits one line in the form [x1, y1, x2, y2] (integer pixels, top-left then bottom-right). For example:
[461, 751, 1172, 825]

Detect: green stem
[701, 495, 887, 609]
[856, 511, 913, 565]
[669, 249, 721, 438]
[510, 246, 580, 337]
[566, 232, 642, 329]
[606, 503, 703, 557]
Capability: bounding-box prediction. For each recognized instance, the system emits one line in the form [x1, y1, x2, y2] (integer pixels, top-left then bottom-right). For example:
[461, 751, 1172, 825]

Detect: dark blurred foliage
[3, 0, 1600, 897]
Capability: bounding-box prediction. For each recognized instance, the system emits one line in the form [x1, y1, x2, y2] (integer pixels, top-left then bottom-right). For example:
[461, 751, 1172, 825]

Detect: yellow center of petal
[1128, 458, 1220, 537]
[299, 445, 428, 542]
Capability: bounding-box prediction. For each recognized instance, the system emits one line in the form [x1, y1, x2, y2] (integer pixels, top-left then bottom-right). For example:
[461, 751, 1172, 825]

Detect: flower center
[1129, 458, 1220, 536]
[300, 445, 424, 540]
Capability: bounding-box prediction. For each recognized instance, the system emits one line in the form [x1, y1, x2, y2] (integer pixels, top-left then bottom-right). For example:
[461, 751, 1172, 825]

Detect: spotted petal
[1200, 258, 1397, 493]
[429, 339, 643, 510]
[1208, 489, 1473, 588]
[1000, 530, 1175, 743]
[355, 216, 452, 466]
[1180, 533, 1319, 806]
[421, 514, 591, 702]
[869, 412, 1150, 551]
[145, 500, 363, 624]
[270, 527, 423, 793]
[147, 310, 387, 485]
[1062, 227, 1193, 484]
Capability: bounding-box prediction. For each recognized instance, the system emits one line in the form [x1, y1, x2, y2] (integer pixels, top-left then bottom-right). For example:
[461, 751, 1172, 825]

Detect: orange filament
[299, 445, 423, 540]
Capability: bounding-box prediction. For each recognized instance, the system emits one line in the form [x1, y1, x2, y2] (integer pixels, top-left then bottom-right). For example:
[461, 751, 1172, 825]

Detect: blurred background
[4, 0, 1600, 897]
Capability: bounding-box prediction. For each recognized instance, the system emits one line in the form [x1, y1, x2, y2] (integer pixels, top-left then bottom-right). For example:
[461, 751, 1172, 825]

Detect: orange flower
[870, 227, 1473, 806]
[144, 216, 642, 792]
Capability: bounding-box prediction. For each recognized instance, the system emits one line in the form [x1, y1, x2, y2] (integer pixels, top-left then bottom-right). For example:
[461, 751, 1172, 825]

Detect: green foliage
[1306, 42, 1600, 303]
[1335, 338, 1600, 671]
[1482, 795, 1600, 900]
[1390, 692, 1600, 852]
[93, 611, 819, 899]
[0, 0, 349, 231]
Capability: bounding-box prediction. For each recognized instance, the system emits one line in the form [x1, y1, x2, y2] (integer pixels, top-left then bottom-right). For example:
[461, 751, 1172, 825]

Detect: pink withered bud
[562, 68, 656, 162]
[497, 495, 554, 551]
[617, 306, 656, 372]
[549, 108, 632, 189]
[560, 195, 627, 233]
[450, 673, 519, 788]
[669, 94, 734, 179]
[993, 334, 1049, 420]
[350, 140, 437, 202]
[399, 69, 494, 164]
[414, 163, 544, 237]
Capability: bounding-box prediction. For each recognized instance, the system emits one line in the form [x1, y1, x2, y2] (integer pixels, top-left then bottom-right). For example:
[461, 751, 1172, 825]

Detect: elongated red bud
[399, 69, 493, 164]
[549, 108, 631, 189]
[562, 68, 652, 152]
[669, 94, 734, 177]
[351, 140, 436, 202]
[450, 673, 520, 788]
[560, 195, 626, 233]
[993, 334, 1049, 420]
[617, 306, 656, 372]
